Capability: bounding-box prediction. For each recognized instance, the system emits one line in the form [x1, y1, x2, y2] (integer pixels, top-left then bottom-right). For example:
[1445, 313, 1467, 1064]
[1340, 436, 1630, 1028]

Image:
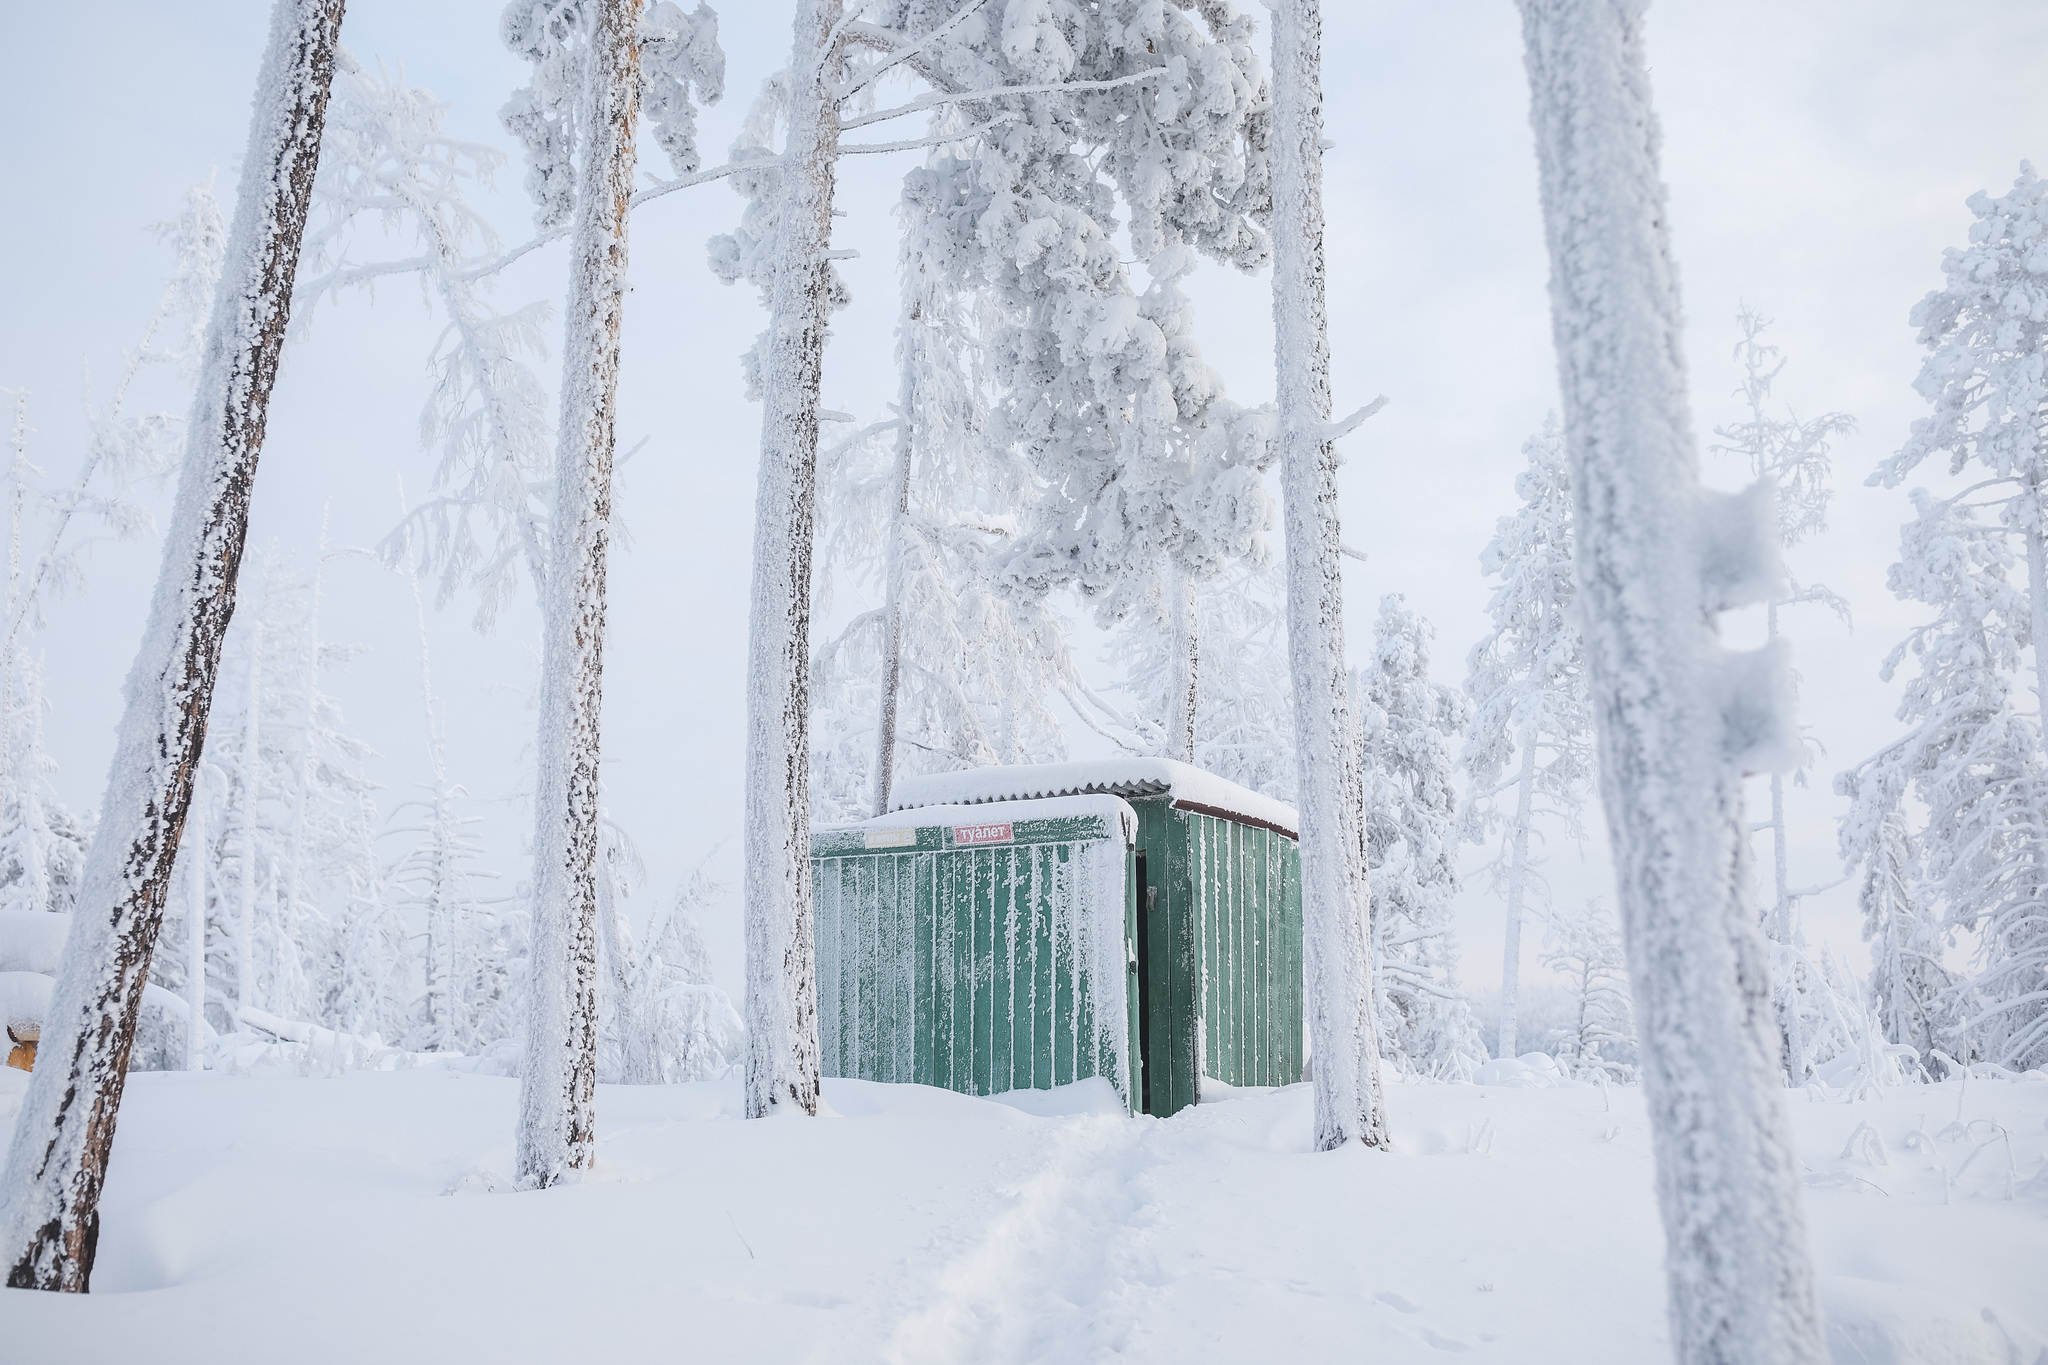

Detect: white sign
[863, 828, 917, 849]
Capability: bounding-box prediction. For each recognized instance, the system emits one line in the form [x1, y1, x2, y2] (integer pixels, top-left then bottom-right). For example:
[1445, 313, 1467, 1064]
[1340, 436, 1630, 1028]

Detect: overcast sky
[2, 1, 2044, 1004]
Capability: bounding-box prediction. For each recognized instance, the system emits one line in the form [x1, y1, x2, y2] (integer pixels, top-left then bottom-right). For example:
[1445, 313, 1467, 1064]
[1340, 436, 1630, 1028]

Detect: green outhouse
[810, 760, 1303, 1118]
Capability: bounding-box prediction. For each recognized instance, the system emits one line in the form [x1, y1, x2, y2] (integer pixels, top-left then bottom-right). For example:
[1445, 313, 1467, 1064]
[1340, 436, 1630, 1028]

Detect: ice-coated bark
[1269, 0, 1387, 1153]
[0, 0, 345, 1293]
[742, 0, 840, 1122]
[516, 0, 642, 1189]
[1517, 2, 1824, 1360]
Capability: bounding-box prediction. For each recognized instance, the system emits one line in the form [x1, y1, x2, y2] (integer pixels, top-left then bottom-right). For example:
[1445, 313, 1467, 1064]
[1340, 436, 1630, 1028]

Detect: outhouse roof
[828, 793, 1138, 847]
[890, 760, 1299, 839]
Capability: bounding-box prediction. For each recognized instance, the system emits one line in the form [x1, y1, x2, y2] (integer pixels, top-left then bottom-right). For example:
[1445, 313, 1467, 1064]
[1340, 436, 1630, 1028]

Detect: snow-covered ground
[0, 1067, 2041, 1363]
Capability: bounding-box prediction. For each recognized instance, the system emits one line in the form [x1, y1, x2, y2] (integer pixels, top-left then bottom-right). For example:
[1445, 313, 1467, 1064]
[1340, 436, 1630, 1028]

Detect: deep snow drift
[0, 1066, 2040, 1363]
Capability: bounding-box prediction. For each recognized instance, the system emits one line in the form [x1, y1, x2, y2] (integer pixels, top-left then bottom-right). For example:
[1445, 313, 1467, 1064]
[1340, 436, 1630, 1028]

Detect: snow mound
[0, 971, 53, 1037]
[890, 759, 1297, 837]
[1821, 1277, 2044, 1364]
[987, 1076, 1127, 1118]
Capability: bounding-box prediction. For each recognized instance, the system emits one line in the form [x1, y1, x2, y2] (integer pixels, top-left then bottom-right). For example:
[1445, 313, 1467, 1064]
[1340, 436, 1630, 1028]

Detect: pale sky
[1, 1, 2044, 1005]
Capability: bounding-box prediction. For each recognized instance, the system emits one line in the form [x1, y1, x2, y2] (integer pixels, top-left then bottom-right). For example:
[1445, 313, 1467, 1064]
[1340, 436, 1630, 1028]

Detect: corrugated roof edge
[889, 760, 1297, 840]
[824, 793, 1138, 846]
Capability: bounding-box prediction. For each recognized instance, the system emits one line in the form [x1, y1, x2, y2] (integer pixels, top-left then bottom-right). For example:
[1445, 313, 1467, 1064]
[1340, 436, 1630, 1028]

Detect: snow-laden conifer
[186, 550, 379, 1044]
[384, 547, 505, 1054]
[1270, 0, 1387, 1152]
[0, 0, 346, 1292]
[1541, 897, 1637, 1080]
[1461, 416, 1593, 1061]
[1848, 164, 2048, 1073]
[1517, 2, 1824, 1358]
[1833, 759, 1953, 1061]
[1357, 597, 1486, 1080]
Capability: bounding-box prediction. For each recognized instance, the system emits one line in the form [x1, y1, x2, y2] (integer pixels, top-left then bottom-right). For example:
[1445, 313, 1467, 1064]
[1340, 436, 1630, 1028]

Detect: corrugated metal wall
[813, 815, 1137, 1107]
[1136, 801, 1304, 1116]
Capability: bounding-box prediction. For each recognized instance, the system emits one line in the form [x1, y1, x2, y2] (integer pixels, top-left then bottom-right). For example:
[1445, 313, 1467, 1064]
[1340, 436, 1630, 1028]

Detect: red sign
[953, 821, 1014, 847]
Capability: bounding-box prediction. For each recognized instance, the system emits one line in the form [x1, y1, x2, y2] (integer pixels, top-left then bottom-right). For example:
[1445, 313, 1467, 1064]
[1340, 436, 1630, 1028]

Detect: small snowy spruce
[1356, 597, 1486, 1080]
[1460, 415, 1594, 1062]
[1540, 898, 1636, 1080]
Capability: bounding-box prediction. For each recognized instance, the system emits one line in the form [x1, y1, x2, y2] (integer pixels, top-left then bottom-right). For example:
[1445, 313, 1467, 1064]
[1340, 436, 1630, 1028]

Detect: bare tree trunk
[516, 0, 642, 1189]
[1518, 3, 1824, 1360]
[1167, 564, 1199, 765]
[1498, 730, 1538, 1059]
[870, 381, 915, 820]
[742, 0, 840, 1121]
[1270, 0, 1388, 1153]
[0, 0, 344, 1293]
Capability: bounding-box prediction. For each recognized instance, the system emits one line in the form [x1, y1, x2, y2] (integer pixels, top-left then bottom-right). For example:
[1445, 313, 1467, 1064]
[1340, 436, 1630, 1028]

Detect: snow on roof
[829, 793, 1138, 846]
[890, 761, 1298, 839]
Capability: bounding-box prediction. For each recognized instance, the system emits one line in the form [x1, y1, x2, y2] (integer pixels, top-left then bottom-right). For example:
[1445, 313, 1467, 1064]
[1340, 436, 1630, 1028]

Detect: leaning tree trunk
[516, 0, 642, 1189]
[1270, 0, 1389, 1153]
[0, 0, 345, 1293]
[742, 0, 841, 1121]
[1518, 3, 1825, 1361]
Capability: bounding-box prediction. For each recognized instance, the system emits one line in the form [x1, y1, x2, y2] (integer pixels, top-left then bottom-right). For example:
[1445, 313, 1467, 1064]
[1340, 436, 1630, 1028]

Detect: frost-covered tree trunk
[0, 0, 344, 1293]
[1167, 566, 1199, 765]
[1497, 731, 1536, 1058]
[516, 0, 642, 1190]
[741, 0, 839, 1122]
[1518, 3, 1823, 1361]
[1270, 0, 1387, 1152]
